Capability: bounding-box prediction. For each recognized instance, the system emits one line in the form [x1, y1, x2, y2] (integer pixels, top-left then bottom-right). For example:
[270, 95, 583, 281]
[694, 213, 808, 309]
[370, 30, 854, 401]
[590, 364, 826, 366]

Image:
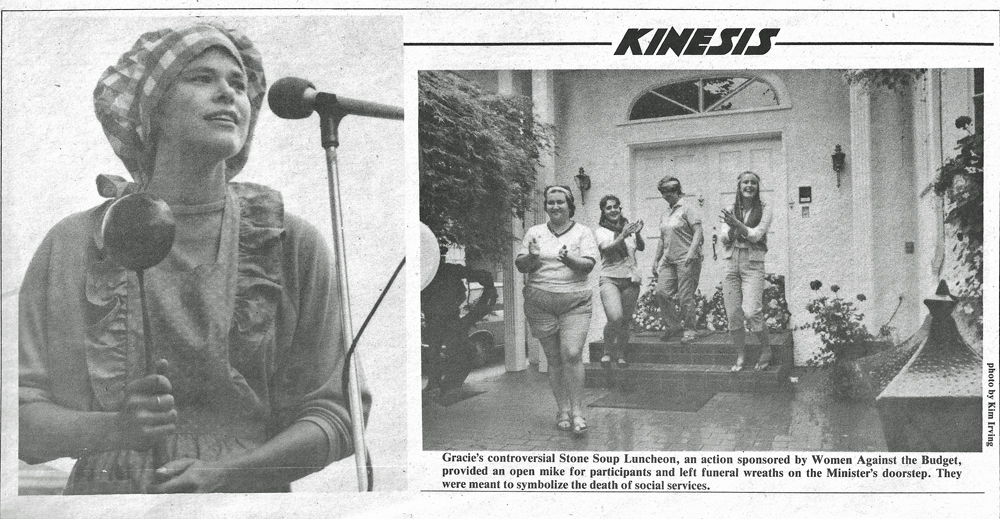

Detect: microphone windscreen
[268, 77, 316, 119]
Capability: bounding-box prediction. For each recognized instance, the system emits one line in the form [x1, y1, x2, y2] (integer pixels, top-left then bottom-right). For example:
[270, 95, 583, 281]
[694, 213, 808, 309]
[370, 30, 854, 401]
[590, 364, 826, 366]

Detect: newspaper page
[2, 1, 998, 518]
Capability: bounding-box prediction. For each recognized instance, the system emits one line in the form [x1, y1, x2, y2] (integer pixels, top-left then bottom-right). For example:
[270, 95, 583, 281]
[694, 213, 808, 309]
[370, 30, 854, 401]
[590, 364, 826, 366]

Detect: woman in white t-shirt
[594, 194, 644, 369]
[515, 185, 598, 436]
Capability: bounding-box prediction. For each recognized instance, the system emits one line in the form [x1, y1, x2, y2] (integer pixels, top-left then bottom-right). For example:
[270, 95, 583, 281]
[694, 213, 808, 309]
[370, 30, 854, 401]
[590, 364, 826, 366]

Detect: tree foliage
[925, 116, 984, 336]
[419, 71, 553, 262]
[842, 69, 927, 92]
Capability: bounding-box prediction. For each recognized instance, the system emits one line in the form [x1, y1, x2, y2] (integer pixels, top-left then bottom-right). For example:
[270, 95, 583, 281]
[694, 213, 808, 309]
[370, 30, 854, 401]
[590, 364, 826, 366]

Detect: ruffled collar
[83, 182, 285, 411]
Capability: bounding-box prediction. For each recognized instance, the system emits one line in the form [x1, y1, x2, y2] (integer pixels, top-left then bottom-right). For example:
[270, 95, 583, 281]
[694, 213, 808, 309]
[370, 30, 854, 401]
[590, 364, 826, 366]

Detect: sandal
[730, 359, 745, 372]
[600, 355, 612, 369]
[754, 349, 773, 372]
[616, 358, 627, 369]
[556, 411, 572, 432]
[571, 415, 588, 436]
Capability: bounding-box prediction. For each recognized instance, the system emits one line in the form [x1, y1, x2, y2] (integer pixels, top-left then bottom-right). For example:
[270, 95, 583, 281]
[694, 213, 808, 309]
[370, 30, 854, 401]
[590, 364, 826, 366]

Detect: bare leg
[560, 330, 587, 419]
[538, 333, 569, 415]
[599, 281, 624, 362]
[618, 281, 641, 363]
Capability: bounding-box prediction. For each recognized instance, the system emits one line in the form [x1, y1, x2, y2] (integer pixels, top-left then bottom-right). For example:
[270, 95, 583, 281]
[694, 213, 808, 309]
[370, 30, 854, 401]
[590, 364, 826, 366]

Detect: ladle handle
[136, 270, 167, 473]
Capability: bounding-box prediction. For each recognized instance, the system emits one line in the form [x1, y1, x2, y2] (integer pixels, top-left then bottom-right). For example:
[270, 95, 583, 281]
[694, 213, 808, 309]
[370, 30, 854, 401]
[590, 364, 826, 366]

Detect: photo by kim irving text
[436, 452, 968, 491]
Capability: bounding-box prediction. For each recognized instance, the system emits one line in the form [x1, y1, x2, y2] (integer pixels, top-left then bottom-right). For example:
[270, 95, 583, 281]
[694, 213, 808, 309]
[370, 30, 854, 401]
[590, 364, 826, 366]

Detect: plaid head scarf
[93, 23, 266, 194]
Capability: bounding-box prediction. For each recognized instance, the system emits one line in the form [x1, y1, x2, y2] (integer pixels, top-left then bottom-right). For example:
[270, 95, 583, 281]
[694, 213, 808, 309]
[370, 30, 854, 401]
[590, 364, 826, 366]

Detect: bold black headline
[615, 28, 780, 56]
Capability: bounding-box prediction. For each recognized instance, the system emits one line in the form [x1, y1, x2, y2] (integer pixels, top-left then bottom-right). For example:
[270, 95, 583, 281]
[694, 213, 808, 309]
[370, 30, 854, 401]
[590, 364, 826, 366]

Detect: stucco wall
[440, 68, 980, 367]
[547, 69, 861, 365]
[869, 87, 921, 339]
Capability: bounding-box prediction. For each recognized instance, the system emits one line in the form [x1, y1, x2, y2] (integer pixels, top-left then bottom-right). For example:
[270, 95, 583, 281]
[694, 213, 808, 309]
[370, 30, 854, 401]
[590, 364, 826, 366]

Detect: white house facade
[456, 69, 982, 371]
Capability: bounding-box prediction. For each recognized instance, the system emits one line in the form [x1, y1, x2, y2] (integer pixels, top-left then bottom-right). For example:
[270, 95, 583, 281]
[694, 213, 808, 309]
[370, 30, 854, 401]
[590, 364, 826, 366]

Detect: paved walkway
[423, 365, 887, 452]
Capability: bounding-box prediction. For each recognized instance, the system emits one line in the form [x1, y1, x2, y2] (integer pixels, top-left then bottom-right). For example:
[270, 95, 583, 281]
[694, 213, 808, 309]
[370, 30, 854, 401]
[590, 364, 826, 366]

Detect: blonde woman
[719, 171, 774, 372]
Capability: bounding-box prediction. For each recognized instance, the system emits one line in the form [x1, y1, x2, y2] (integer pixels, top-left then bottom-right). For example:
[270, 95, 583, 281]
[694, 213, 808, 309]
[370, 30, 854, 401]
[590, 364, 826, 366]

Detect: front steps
[585, 331, 794, 393]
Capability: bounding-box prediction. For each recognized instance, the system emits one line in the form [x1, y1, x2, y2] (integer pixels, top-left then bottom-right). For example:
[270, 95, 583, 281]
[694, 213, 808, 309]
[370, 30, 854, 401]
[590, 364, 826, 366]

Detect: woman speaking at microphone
[18, 22, 369, 493]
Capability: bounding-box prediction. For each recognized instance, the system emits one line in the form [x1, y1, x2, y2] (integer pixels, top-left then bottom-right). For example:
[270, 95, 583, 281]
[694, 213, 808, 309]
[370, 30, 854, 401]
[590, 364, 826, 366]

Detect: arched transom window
[629, 75, 780, 121]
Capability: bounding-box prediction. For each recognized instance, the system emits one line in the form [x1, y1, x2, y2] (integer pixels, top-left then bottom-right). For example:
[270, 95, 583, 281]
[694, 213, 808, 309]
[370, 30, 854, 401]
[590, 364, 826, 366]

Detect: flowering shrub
[924, 116, 983, 339]
[801, 281, 877, 365]
[632, 274, 791, 332]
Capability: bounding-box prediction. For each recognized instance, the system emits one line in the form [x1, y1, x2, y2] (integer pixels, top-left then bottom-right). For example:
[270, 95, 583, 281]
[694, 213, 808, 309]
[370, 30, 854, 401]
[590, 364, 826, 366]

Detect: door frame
[625, 130, 790, 289]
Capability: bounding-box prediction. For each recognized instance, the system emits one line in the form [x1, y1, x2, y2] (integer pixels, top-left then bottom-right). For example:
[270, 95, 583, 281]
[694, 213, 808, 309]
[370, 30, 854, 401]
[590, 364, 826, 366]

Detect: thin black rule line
[405, 41, 613, 47]
[422, 490, 986, 494]
[777, 41, 995, 46]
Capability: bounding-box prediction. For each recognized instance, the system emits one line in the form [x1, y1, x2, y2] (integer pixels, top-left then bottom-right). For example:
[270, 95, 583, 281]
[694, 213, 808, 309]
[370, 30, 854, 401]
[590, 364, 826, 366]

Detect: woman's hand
[153, 458, 228, 493]
[528, 237, 541, 257]
[118, 359, 176, 451]
[720, 208, 740, 228]
[634, 220, 644, 234]
[622, 221, 640, 236]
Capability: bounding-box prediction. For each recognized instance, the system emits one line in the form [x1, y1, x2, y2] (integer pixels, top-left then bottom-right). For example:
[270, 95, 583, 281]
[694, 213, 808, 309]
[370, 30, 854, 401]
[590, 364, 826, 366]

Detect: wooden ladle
[101, 192, 176, 477]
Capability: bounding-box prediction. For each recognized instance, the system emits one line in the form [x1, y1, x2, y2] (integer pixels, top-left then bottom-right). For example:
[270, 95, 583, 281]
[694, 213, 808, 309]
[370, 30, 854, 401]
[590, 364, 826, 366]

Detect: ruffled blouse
[19, 182, 369, 493]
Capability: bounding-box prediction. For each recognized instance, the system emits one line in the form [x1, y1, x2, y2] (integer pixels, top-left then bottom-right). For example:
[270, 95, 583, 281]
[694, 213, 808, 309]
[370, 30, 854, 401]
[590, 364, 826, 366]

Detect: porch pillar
[531, 70, 556, 373]
[917, 70, 946, 314]
[849, 82, 875, 299]
[498, 71, 528, 372]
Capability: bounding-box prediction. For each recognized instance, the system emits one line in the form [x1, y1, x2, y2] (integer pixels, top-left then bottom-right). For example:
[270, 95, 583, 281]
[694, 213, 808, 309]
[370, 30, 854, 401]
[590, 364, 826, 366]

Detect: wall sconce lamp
[832, 144, 846, 187]
[575, 167, 591, 202]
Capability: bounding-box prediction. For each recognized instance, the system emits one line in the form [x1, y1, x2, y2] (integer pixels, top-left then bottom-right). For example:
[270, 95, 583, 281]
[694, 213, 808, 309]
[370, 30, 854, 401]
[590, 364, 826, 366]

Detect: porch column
[849, 82, 875, 299]
[531, 70, 556, 373]
[497, 71, 528, 372]
[917, 70, 946, 313]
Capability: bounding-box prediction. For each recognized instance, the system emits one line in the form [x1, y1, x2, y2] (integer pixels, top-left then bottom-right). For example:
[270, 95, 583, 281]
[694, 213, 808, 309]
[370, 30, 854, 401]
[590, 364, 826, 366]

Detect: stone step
[584, 362, 792, 393]
[588, 331, 793, 366]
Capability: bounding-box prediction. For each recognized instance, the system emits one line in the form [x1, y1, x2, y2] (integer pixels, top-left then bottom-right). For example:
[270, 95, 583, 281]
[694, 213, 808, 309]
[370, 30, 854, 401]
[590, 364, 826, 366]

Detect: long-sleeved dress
[19, 182, 369, 493]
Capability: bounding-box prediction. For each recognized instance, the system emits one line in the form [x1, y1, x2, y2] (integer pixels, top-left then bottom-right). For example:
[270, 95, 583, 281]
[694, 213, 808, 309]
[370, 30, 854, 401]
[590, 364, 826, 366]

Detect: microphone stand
[320, 112, 369, 492]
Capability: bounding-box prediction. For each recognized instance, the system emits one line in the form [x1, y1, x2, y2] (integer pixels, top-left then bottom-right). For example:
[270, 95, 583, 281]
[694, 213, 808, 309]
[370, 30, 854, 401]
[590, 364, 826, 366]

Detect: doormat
[588, 390, 715, 412]
[434, 387, 487, 407]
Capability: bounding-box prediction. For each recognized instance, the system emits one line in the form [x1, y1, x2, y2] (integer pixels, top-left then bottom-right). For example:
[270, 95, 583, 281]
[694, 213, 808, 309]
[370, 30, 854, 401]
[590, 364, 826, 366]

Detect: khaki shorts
[522, 286, 592, 339]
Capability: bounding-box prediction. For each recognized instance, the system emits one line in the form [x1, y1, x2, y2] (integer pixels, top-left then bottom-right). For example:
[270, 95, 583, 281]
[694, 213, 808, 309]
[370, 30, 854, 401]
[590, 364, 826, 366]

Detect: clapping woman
[515, 186, 599, 436]
[594, 195, 644, 369]
[719, 171, 774, 372]
[19, 23, 368, 493]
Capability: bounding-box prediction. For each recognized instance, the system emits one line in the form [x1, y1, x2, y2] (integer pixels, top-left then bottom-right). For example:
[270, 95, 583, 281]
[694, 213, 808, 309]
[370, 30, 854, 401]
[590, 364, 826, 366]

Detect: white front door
[631, 136, 787, 299]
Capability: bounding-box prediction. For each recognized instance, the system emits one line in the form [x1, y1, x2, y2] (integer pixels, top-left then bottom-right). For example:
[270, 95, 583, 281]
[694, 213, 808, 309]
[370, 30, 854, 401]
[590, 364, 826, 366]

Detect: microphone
[268, 77, 403, 121]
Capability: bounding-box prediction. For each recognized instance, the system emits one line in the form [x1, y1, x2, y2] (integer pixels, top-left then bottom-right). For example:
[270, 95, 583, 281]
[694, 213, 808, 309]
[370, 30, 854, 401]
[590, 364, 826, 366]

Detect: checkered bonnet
[94, 23, 266, 186]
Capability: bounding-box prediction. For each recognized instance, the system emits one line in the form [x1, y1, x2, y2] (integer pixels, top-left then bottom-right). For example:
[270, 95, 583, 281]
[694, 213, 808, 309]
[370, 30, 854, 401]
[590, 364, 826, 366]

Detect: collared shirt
[659, 198, 702, 263]
[519, 221, 599, 292]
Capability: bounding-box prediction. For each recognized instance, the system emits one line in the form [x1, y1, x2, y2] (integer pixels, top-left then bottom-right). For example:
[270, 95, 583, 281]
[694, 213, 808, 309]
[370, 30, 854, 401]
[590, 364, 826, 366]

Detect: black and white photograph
[2, 3, 997, 519]
[420, 67, 985, 453]
[2, 12, 405, 502]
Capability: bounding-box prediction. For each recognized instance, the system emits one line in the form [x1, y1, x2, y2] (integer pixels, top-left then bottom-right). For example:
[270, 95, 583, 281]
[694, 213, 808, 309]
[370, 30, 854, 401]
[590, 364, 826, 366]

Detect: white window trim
[624, 72, 792, 125]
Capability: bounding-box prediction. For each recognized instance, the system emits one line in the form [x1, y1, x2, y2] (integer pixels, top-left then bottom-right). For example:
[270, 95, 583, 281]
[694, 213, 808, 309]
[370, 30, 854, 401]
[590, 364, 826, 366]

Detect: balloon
[420, 222, 440, 290]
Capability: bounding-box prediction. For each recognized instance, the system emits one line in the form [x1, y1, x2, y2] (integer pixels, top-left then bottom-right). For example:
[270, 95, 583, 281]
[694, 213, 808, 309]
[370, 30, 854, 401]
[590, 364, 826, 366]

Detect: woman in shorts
[515, 185, 598, 436]
[594, 194, 644, 369]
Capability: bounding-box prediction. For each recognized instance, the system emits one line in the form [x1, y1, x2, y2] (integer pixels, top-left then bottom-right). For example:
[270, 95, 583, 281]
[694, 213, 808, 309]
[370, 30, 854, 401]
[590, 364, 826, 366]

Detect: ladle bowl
[101, 193, 176, 271]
